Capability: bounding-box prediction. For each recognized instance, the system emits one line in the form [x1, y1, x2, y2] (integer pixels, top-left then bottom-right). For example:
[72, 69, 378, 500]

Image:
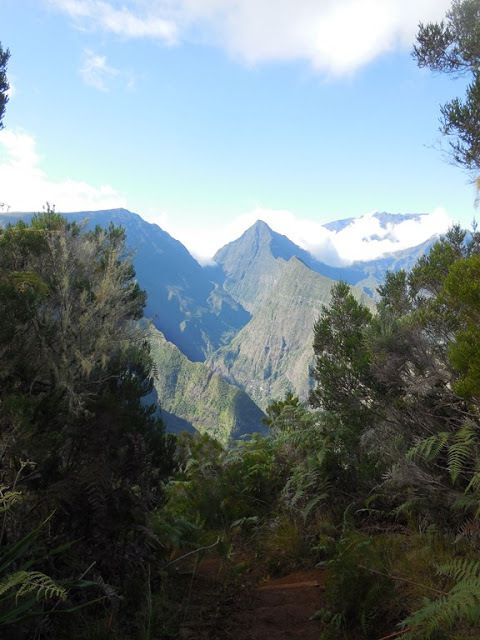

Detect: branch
[358, 565, 447, 596]
[377, 628, 412, 640]
[162, 537, 221, 569]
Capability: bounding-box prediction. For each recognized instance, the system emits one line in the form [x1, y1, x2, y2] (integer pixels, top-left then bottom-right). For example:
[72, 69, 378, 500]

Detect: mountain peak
[251, 219, 273, 231]
[242, 219, 274, 241]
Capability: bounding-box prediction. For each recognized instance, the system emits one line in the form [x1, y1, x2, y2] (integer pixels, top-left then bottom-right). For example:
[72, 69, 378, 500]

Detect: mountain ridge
[213, 216, 436, 303]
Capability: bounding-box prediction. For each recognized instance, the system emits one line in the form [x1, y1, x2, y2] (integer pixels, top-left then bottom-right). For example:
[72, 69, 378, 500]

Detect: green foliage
[302, 223, 480, 638]
[407, 421, 480, 495]
[160, 396, 335, 577]
[448, 422, 477, 484]
[0, 211, 176, 637]
[402, 559, 480, 639]
[408, 433, 450, 464]
[0, 571, 66, 604]
[319, 532, 398, 639]
[0, 508, 70, 628]
[161, 432, 282, 537]
[310, 281, 374, 423]
[256, 515, 306, 574]
[413, 0, 480, 174]
[441, 254, 480, 398]
[0, 41, 9, 130]
[310, 284, 383, 497]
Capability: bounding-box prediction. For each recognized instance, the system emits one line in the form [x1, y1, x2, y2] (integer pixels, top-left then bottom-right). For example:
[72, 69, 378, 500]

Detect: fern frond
[436, 559, 480, 582]
[0, 487, 23, 514]
[466, 470, 480, 493]
[16, 571, 67, 602]
[402, 575, 480, 638]
[455, 518, 480, 542]
[407, 432, 449, 463]
[448, 422, 477, 484]
[0, 570, 67, 602]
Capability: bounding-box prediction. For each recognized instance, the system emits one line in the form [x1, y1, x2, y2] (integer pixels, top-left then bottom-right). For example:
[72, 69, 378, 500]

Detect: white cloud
[147, 206, 452, 266]
[50, 0, 177, 42]
[51, 0, 452, 75]
[80, 49, 120, 90]
[0, 129, 127, 211]
[324, 208, 452, 262]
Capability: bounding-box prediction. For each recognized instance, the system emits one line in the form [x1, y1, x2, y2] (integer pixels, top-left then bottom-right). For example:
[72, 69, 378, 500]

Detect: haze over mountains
[1, 208, 440, 439]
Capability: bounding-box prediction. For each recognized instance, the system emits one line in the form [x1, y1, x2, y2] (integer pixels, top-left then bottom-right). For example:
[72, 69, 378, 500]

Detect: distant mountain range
[323, 211, 427, 234]
[0, 209, 439, 440]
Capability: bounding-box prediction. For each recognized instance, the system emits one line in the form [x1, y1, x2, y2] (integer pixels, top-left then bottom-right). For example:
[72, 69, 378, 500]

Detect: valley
[1, 208, 436, 440]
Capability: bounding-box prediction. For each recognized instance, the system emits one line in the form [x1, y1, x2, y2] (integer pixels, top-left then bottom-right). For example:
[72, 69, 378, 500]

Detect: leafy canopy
[413, 0, 480, 174]
[0, 41, 9, 130]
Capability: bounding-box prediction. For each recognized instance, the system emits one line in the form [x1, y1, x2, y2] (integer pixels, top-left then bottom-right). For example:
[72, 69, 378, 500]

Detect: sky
[0, 0, 478, 263]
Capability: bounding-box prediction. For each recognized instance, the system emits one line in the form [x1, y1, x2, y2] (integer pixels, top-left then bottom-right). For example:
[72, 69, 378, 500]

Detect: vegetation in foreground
[158, 219, 480, 640]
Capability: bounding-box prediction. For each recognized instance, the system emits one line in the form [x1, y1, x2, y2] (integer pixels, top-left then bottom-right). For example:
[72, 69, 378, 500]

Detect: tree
[413, 0, 480, 174]
[441, 253, 480, 399]
[310, 282, 374, 425]
[0, 42, 9, 129]
[0, 211, 175, 621]
[309, 283, 380, 495]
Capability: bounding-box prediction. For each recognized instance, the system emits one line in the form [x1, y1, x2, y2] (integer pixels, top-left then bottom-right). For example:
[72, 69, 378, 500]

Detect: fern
[0, 570, 67, 602]
[0, 487, 22, 514]
[466, 470, 480, 493]
[456, 518, 480, 543]
[407, 432, 449, 463]
[437, 559, 480, 582]
[402, 560, 480, 638]
[448, 422, 477, 484]
[406, 421, 480, 505]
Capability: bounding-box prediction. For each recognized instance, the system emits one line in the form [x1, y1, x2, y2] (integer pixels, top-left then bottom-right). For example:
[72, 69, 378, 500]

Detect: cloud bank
[0, 129, 127, 211]
[51, 0, 452, 75]
[147, 206, 452, 266]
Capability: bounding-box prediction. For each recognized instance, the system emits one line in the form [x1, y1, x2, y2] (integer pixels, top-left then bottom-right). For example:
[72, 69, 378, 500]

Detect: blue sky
[0, 0, 477, 262]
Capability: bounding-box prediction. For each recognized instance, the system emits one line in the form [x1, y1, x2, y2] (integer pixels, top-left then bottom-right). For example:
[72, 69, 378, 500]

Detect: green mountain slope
[148, 325, 265, 444]
[208, 257, 373, 409]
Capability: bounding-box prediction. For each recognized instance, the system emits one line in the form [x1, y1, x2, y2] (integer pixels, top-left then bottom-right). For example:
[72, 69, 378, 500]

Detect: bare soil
[175, 556, 325, 640]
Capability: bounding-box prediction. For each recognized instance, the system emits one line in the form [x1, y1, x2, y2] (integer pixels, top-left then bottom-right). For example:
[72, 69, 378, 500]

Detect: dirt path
[234, 568, 325, 640]
[177, 557, 325, 640]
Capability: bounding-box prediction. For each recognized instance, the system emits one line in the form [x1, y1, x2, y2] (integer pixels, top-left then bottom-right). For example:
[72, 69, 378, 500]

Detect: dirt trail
[178, 557, 325, 640]
[234, 568, 325, 640]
